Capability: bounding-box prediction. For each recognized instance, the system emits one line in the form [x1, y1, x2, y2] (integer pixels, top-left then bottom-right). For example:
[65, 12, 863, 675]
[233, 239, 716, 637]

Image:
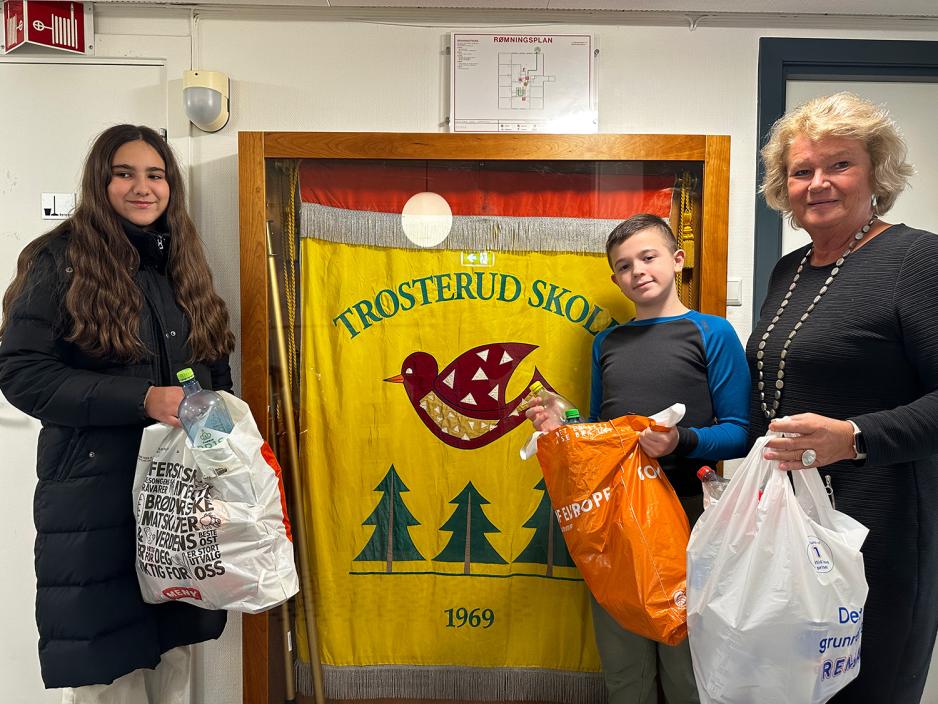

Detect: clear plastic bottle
[518, 381, 543, 411]
[563, 408, 583, 425]
[176, 368, 234, 448]
[523, 381, 575, 429]
[697, 465, 730, 509]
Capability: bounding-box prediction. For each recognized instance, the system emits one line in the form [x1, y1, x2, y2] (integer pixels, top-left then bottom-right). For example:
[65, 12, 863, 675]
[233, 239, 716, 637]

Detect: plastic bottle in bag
[698, 465, 730, 509]
[518, 382, 542, 410]
[564, 408, 583, 424]
[177, 368, 234, 448]
[523, 381, 575, 430]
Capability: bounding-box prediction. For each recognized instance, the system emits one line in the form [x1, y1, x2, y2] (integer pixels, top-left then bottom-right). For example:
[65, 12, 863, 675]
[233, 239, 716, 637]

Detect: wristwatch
[848, 420, 867, 460]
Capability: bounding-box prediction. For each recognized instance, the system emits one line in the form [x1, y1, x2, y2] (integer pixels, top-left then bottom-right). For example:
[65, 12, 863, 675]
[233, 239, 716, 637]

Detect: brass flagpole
[267, 221, 326, 704]
[267, 391, 298, 704]
[280, 601, 296, 703]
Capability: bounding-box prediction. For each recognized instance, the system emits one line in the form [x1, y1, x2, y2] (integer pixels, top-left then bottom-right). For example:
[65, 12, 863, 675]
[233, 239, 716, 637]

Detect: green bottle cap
[564, 409, 581, 420]
[176, 368, 195, 383]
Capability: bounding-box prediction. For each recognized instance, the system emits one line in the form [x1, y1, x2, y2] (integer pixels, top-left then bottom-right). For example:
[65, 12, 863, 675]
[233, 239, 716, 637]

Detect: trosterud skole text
[331, 271, 619, 340]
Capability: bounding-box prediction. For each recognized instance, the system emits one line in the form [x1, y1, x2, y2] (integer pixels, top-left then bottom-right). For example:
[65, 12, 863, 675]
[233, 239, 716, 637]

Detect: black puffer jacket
[0, 221, 230, 688]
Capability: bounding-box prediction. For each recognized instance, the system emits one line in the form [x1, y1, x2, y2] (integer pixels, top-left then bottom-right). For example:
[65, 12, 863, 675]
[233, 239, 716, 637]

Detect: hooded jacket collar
[119, 216, 170, 271]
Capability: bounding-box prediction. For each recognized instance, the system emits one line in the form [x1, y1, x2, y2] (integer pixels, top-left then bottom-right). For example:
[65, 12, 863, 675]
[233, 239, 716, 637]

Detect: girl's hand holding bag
[132, 391, 299, 614]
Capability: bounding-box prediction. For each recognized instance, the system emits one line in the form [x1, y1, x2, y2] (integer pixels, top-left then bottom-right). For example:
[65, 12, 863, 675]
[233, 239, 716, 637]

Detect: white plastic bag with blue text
[686, 433, 868, 704]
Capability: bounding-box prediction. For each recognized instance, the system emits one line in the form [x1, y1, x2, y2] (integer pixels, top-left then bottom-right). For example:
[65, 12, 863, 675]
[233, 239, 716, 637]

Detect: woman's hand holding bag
[686, 433, 868, 704]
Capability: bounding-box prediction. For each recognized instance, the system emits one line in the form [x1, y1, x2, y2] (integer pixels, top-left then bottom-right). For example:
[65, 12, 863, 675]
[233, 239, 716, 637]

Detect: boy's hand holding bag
[132, 391, 299, 614]
[686, 432, 869, 704]
[530, 406, 691, 646]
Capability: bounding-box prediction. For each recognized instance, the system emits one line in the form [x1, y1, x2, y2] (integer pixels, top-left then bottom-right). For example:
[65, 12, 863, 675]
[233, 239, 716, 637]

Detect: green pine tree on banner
[434, 481, 507, 574]
[514, 477, 576, 576]
[354, 464, 424, 572]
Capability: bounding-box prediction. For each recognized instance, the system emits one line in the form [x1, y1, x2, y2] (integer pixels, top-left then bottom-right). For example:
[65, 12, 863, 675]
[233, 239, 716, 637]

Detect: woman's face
[106, 139, 170, 229]
[786, 134, 874, 236]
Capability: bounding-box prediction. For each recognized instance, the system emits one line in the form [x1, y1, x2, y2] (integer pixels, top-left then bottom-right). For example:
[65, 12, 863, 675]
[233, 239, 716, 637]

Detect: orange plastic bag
[534, 415, 690, 645]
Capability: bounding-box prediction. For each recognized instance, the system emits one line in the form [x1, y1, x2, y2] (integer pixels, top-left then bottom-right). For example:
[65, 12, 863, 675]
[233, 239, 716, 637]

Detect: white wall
[4, 5, 938, 702]
[91, 6, 938, 357]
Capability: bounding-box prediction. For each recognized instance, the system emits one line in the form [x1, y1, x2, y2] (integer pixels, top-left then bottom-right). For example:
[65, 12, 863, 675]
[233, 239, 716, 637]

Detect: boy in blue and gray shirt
[590, 214, 749, 703]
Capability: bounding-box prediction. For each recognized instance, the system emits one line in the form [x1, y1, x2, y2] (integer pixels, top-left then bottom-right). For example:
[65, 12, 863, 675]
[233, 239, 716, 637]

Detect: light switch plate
[726, 277, 743, 306]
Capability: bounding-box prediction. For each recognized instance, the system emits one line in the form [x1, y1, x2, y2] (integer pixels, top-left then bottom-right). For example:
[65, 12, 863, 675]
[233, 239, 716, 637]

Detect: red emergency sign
[2, 1, 90, 55]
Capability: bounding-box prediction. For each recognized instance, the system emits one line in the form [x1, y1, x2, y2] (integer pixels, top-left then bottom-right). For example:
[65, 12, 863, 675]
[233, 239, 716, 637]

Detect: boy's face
[608, 227, 685, 311]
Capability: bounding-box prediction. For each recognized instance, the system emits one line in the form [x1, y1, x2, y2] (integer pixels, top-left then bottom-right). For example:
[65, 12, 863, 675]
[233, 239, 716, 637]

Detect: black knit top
[747, 224, 938, 703]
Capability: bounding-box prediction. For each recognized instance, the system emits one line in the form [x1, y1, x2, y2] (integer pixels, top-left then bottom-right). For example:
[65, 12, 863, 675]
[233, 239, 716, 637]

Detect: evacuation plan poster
[450, 33, 596, 133]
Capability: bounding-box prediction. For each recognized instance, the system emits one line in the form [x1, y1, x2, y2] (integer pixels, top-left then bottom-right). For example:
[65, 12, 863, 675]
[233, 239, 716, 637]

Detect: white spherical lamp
[401, 192, 453, 247]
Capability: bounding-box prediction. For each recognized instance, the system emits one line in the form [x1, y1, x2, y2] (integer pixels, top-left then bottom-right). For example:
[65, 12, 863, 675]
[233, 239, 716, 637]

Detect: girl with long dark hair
[0, 124, 235, 702]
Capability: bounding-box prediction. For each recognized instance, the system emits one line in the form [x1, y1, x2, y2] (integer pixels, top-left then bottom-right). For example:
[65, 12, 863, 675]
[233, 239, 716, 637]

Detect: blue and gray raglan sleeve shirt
[589, 310, 749, 495]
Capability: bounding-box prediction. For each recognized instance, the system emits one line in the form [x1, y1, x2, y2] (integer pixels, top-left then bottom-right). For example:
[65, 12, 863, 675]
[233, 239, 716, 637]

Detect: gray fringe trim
[295, 661, 607, 703]
[295, 659, 313, 697]
[301, 202, 621, 253]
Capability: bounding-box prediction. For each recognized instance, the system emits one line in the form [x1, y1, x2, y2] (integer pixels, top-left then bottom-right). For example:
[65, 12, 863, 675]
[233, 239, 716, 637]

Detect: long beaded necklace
[758, 215, 877, 419]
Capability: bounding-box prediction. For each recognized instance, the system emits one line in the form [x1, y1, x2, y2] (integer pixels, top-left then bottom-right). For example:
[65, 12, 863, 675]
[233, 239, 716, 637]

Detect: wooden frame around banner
[238, 131, 730, 704]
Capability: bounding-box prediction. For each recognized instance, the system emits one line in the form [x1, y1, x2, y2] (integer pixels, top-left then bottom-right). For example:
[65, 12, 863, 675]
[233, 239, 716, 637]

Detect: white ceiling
[339, 0, 938, 14]
[94, 0, 938, 17]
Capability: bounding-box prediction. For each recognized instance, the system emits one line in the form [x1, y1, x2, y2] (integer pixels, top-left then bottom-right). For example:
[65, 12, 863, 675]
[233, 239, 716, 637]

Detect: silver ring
[801, 449, 817, 467]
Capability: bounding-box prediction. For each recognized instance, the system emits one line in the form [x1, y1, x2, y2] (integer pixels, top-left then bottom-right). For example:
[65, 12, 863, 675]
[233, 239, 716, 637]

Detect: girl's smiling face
[107, 139, 170, 229]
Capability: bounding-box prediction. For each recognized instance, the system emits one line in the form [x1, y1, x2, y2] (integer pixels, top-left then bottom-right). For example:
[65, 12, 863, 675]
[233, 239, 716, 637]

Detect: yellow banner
[300, 239, 634, 685]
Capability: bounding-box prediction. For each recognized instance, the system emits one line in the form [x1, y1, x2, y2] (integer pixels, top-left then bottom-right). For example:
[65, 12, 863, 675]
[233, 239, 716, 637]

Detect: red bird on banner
[385, 342, 552, 450]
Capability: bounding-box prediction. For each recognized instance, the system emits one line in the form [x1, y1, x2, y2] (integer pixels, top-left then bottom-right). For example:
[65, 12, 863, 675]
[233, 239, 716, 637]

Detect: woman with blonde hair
[751, 92, 938, 702]
[0, 124, 234, 702]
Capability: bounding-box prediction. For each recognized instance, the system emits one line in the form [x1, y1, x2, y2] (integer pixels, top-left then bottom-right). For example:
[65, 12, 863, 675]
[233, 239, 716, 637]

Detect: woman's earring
[871, 194, 878, 212]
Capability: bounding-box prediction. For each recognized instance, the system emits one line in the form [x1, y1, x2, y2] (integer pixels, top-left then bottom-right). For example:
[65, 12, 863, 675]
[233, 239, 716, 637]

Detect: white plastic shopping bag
[133, 391, 299, 614]
[686, 433, 869, 704]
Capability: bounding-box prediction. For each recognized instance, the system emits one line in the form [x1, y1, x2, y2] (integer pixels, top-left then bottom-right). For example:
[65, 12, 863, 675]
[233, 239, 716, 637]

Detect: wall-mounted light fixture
[401, 192, 453, 247]
[183, 69, 229, 133]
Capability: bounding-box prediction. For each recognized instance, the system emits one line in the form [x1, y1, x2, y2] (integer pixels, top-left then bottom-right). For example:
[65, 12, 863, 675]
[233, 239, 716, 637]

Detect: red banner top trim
[300, 160, 673, 219]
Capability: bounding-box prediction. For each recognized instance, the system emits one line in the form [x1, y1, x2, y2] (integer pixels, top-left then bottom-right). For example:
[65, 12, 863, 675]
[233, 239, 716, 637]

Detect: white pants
[61, 645, 191, 704]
